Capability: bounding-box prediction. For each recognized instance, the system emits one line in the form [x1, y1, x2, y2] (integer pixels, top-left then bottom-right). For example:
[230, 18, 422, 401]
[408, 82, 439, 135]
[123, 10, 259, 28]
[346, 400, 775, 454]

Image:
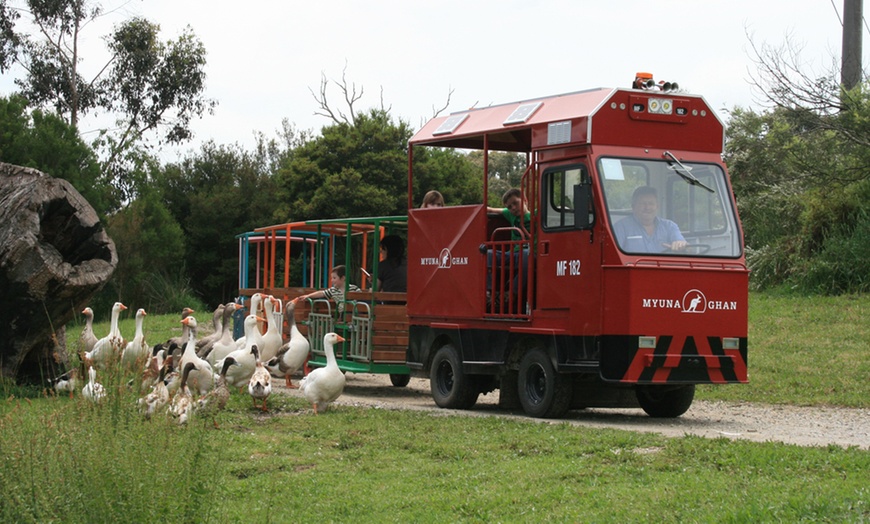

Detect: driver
[614, 186, 687, 253]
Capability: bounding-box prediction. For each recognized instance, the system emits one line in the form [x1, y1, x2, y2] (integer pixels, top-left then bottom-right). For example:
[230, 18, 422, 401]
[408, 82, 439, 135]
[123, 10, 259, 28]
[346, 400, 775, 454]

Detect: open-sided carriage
[236, 215, 411, 385]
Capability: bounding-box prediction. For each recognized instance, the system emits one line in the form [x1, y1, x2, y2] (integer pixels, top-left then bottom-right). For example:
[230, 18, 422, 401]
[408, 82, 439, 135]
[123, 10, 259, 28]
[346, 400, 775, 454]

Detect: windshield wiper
[663, 151, 715, 193]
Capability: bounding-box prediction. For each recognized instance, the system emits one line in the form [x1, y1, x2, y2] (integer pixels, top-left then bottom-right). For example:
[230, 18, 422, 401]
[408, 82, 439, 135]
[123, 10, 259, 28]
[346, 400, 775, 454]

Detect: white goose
[218, 315, 264, 390]
[79, 307, 98, 354]
[265, 297, 310, 388]
[248, 346, 272, 412]
[258, 296, 283, 362]
[169, 362, 196, 425]
[176, 316, 215, 396]
[82, 366, 106, 403]
[300, 333, 347, 414]
[233, 293, 264, 351]
[206, 302, 244, 367]
[196, 304, 226, 356]
[86, 302, 127, 369]
[121, 308, 149, 371]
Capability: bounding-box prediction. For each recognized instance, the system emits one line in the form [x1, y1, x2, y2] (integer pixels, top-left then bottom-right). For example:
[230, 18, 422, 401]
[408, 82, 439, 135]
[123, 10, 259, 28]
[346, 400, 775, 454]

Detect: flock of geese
[53, 293, 348, 424]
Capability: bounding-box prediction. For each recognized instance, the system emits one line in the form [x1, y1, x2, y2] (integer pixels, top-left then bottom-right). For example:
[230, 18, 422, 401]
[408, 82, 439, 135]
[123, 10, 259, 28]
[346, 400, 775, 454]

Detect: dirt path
[277, 373, 870, 450]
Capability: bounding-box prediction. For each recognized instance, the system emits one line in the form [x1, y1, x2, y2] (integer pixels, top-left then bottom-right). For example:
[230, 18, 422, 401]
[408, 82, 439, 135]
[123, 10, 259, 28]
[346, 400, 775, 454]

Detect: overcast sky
[2, 0, 866, 161]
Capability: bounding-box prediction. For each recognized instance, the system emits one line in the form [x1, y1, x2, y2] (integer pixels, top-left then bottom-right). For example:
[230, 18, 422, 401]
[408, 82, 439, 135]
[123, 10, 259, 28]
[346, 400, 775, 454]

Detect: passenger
[614, 186, 687, 253]
[420, 190, 445, 208]
[377, 235, 407, 293]
[297, 265, 360, 315]
[485, 188, 531, 305]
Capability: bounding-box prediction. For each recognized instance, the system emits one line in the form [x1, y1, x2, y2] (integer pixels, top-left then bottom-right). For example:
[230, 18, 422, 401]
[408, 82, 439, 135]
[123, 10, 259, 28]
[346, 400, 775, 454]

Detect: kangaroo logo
[438, 248, 452, 269]
[682, 289, 707, 313]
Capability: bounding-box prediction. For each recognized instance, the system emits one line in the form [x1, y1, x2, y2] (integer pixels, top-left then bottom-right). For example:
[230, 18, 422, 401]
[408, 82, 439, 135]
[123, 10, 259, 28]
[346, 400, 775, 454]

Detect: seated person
[297, 265, 360, 315]
[420, 190, 445, 208]
[614, 186, 687, 253]
[485, 188, 531, 304]
[377, 235, 407, 293]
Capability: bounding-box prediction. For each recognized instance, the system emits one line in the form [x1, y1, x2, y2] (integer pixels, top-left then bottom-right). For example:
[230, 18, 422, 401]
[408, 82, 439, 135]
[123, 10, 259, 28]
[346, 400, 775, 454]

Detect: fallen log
[0, 162, 117, 385]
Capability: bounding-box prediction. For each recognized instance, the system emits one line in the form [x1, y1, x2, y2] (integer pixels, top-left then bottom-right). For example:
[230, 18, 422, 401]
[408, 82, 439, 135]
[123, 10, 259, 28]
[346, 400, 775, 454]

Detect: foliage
[0, 0, 20, 71]
[411, 146, 482, 206]
[0, 94, 110, 214]
[725, 103, 870, 294]
[154, 141, 278, 307]
[273, 109, 412, 220]
[468, 150, 528, 206]
[5, 1, 214, 204]
[104, 187, 189, 313]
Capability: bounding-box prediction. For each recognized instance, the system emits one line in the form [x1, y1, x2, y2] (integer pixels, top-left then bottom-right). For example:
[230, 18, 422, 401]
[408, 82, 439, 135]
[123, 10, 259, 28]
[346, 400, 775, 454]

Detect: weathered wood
[0, 163, 117, 384]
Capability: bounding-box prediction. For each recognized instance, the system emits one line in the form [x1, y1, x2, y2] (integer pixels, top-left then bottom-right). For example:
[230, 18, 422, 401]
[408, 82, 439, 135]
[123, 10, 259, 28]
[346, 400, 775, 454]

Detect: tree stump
[0, 163, 117, 385]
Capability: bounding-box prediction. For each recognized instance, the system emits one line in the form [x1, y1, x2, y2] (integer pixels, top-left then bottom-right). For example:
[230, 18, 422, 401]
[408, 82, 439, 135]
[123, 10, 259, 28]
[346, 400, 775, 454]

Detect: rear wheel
[517, 348, 572, 418]
[430, 345, 478, 409]
[636, 385, 695, 418]
[389, 373, 410, 387]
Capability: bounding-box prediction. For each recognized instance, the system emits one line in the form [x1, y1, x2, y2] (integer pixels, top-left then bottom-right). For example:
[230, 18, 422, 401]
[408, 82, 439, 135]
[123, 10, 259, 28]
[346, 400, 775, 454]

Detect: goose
[204, 302, 243, 366]
[197, 356, 236, 428]
[218, 315, 265, 390]
[79, 307, 98, 354]
[140, 343, 167, 390]
[169, 362, 196, 425]
[160, 307, 196, 354]
[121, 308, 149, 371]
[85, 302, 127, 369]
[138, 365, 170, 420]
[300, 333, 347, 414]
[196, 304, 226, 357]
[233, 293, 264, 350]
[248, 345, 272, 412]
[265, 297, 310, 388]
[81, 366, 106, 403]
[52, 368, 80, 398]
[176, 316, 215, 396]
[258, 296, 283, 362]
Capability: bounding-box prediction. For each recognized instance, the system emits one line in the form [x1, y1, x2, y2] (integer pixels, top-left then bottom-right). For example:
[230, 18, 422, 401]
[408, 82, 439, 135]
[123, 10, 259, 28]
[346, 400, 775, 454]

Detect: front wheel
[517, 348, 572, 418]
[389, 373, 410, 387]
[430, 345, 478, 409]
[636, 385, 695, 418]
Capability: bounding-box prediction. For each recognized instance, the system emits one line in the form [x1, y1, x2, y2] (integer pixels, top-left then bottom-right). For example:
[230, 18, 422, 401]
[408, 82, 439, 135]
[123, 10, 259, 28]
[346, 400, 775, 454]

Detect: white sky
[2, 0, 866, 161]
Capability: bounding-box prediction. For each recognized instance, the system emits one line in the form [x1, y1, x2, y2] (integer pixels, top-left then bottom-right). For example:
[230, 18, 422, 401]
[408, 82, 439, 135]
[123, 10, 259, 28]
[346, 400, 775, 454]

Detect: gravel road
[277, 373, 870, 450]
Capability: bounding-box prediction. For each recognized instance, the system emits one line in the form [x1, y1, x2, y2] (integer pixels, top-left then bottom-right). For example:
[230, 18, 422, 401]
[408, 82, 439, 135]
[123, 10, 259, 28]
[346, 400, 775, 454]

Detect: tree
[105, 187, 186, 311]
[154, 141, 279, 306]
[0, 0, 20, 71]
[0, 94, 109, 213]
[274, 109, 412, 221]
[726, 34, 870, 293]
[6, 1, 214, 190]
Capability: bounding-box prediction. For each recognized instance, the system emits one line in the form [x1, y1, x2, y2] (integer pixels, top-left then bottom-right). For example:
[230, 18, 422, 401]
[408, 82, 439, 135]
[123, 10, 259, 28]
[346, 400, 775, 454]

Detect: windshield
[598, 157, 742, 258]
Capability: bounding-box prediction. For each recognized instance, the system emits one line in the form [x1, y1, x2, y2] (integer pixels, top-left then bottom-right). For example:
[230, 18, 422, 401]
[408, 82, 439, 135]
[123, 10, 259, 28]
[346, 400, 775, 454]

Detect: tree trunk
[0, 163, 117, 385]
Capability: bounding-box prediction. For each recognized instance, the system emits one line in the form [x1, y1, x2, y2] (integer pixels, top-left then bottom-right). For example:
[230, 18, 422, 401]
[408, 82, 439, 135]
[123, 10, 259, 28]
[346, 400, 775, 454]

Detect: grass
[696, 293, 869, 408]
[1, 293, 867, 522]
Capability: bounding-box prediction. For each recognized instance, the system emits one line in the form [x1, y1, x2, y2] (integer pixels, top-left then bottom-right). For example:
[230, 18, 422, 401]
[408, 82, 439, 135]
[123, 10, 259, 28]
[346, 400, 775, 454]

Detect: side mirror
[573, 184, 593, 230]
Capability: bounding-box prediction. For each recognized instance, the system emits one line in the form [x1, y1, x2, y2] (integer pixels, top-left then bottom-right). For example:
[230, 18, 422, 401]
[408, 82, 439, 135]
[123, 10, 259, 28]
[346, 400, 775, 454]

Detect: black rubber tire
[636, 384, 695, 418]
[498, 370, 521, 410]
[430, 345, 478, 409]
[389, 373, 411, 388]
[517, 348, 572, 418]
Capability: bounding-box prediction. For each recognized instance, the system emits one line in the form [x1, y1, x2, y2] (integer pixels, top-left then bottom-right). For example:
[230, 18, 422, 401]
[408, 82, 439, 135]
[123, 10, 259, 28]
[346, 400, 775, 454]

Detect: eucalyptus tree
[3, 0, 214, 206]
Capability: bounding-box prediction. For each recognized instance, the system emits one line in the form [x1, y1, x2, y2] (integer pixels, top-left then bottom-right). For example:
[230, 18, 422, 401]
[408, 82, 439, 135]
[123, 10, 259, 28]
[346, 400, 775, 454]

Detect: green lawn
[0, 293, 867, 522]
